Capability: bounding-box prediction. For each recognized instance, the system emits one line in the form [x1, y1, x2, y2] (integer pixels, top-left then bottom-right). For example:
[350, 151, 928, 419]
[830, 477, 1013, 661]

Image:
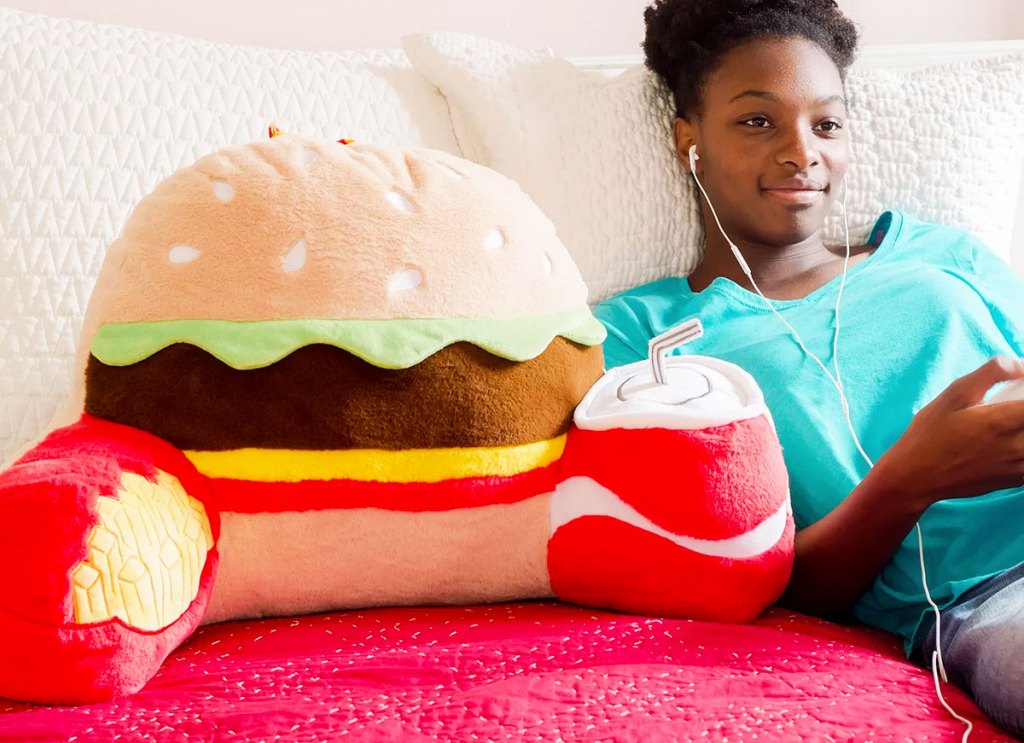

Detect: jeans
[915, 560, 1024, 738]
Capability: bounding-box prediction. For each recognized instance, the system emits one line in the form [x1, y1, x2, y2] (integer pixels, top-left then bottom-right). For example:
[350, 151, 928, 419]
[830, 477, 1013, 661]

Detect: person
[594, 0, 1024, 736]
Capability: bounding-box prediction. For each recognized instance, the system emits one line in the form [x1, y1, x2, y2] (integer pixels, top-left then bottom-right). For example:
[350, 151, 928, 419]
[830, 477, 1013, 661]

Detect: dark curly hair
[644, 0, 860, 119]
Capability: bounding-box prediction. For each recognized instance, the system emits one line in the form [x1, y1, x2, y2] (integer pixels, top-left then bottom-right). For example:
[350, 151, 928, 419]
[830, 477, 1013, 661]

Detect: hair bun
[643, 0, 859, 118]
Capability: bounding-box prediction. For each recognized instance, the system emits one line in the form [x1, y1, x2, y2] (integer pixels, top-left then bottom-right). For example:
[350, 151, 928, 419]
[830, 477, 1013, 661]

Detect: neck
[689, 219, 836, 297]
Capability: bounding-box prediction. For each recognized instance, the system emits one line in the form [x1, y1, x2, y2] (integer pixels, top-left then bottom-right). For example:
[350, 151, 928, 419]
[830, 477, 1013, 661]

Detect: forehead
[702, 36, 846, 108]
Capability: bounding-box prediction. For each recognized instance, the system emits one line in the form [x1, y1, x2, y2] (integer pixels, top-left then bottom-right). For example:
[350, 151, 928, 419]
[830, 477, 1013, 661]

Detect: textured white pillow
[0, 7, 460, 465]
[404, 32, 1024, 303]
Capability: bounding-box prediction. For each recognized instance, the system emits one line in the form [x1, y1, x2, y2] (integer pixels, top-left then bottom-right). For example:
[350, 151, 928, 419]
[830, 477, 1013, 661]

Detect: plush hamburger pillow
[76, 135, 609, 619]
[0, 135, 792, 706]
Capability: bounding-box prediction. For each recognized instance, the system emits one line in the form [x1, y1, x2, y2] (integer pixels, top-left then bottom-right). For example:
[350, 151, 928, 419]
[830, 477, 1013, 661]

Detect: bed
[0, 603, 1011, 741]
[1, 6, 1022, 740]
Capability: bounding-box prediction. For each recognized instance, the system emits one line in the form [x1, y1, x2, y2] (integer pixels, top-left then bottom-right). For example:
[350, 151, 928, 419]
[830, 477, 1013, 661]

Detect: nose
[775, 126, 820, 171]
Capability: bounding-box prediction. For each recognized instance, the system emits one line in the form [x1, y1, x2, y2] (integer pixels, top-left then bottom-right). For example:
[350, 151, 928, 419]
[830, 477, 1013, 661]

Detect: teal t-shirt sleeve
[593, 297, 649, 369]
[966, 238, 1024, 354]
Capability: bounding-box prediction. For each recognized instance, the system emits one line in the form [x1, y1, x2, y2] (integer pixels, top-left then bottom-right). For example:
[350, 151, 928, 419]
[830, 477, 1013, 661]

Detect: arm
[782, 463, 929, 618]
[788, 236, 1024, 617]
[783, 356, 1024, 618]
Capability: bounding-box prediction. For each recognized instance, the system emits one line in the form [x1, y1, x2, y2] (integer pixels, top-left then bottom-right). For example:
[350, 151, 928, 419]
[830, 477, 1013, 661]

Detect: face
[675, 36, 850, 248]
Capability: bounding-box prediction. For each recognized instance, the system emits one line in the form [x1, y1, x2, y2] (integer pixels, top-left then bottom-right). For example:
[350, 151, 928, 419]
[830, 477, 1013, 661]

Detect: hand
[873, 356, 1024, 508]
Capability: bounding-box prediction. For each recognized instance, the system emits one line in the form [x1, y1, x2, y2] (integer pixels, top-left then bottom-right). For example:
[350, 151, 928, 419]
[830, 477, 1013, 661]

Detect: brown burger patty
[85, 338, 604, 452]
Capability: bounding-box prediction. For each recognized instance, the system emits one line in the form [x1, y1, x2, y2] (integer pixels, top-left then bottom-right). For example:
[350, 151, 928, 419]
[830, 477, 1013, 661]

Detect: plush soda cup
[550, 320, 795, 623]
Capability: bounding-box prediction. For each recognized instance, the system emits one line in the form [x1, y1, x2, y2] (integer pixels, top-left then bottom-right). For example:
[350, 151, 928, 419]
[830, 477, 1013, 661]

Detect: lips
[762, 178, 827, 206]
[763, 189, 824, 206]
[764, 177, 825, 191]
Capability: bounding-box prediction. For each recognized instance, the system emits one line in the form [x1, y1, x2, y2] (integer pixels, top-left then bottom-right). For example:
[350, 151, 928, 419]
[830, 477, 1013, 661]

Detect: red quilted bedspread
[0, 603, 1011, 741]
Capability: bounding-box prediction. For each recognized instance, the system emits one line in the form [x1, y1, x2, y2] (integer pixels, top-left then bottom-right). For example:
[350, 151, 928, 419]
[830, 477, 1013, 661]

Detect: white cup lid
[575, 354, 768, 432]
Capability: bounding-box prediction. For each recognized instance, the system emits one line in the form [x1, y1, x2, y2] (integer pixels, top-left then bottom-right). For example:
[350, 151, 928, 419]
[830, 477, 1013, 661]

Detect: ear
[673, 118, 698, 171]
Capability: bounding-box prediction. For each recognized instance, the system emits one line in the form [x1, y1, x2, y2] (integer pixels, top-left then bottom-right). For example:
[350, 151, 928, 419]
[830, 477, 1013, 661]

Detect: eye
[816, 119, 843, 133]
[740, 116, 772, 128]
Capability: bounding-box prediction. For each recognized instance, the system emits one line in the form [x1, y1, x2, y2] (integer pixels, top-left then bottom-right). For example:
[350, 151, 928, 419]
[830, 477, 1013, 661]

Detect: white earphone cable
[689, 145, 971, 742]
[689, 157, 872, 463]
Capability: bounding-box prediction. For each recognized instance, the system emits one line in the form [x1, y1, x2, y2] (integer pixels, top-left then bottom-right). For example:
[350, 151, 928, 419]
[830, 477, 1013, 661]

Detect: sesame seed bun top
[62, 136, 604, 421]
[87, 135, 591, 328]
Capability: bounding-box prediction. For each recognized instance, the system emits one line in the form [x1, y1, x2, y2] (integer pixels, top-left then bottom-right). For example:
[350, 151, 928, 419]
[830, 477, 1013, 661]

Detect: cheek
[702, 157, 758, 198]
[826, 143, 852, 183]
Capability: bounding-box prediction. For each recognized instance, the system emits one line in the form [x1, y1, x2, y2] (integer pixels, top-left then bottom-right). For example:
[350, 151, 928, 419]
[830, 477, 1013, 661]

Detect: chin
[757, 222, 826, 248]
[759, 208, 831, 247]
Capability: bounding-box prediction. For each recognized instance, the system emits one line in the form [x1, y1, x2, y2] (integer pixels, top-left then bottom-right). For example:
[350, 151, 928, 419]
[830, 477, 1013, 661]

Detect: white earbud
[688, 144, 699, 173]
[685, 145, 752, 278]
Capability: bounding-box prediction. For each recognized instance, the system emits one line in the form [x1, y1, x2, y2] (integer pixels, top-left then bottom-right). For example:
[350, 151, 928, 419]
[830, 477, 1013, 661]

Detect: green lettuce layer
[91, 310, 607, 370]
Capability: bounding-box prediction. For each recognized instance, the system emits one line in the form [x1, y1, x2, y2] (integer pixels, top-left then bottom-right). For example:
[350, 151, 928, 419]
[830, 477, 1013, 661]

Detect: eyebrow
[728, 90, 846, 106]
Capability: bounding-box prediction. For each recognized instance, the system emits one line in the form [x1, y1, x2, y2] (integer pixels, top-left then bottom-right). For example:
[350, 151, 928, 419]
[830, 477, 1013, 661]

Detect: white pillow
[0, 7, 460, 466]
[403, 32, 1024, 303]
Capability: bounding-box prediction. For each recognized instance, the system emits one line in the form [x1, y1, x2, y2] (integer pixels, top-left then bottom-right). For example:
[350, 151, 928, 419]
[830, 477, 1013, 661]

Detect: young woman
[595, 0, 1024, 735]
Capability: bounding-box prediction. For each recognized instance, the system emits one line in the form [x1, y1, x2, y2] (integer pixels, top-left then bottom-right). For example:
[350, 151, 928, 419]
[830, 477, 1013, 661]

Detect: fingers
[999, 400, 1024, 431]
[980, 429, 1024, 489]
[963, 399, 1024, 440]
[942, 356, 1024, 409]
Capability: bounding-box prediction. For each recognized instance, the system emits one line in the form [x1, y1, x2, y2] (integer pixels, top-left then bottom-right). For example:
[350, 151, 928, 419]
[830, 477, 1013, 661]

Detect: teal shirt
[594, 211, 1024, 653]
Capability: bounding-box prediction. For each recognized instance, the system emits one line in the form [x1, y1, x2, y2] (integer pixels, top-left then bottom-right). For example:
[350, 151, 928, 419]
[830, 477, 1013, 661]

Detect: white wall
[4, 0, 651, 55]
[4, 0, 1023, 56]
[5, 0, 1023, 268]
[849, 0, 1024, 46]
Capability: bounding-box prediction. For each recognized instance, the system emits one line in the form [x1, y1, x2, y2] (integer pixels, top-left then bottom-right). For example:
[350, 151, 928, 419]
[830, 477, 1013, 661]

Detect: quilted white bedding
[0, 7, 458, 465]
